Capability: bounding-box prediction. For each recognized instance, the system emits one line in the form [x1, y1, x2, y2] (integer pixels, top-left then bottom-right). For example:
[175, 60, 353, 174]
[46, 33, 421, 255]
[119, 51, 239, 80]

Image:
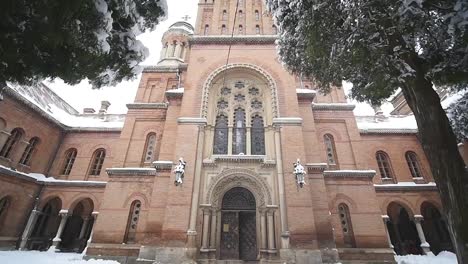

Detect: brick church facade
[0, 1, 466, 263]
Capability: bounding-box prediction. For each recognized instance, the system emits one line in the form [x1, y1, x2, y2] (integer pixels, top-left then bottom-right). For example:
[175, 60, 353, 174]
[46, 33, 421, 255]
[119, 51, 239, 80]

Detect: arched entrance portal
[220, 187, 257, 260]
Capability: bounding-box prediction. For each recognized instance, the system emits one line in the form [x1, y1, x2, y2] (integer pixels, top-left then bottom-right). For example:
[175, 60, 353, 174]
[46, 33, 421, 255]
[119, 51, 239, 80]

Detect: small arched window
[222, 10, 227, 20]
[255, 10, 260, 21]
[232, 108, 246, 154]
[19, 137, 40, 166]
[376, 151, 393, 179]
[171, 40, 177, 57]
[88, 148, 106, 176]
[204, 24, 210, 35]
[405, 151, 423, 178]
[62, 148, 77, 175]
[338, 203, 356, 248]
[143, 133, 157, 164]
[239, 10, 243, 18]
[213, 115, 229, 155]
[238, 25, 243, 34]
[324, 134, 338, 168]
[272, 25, 278, 34]
[255, 25, 260, 34]
[0, 128, 23, 158]
[221, 24, 227, 34]
[251, 115, 265, 155]
[124, 200, 142, 243]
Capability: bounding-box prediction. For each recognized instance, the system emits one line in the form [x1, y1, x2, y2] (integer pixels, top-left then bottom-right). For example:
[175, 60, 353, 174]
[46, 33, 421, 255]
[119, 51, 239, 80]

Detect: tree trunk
[401, 75, 468, 263]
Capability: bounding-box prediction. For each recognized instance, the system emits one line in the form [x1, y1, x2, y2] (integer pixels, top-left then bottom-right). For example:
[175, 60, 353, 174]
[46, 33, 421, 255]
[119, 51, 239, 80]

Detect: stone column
[52, 210, 70, 247]
[381, 215, 394, 249]
[0, 130, 10, 150]
[414, 215, 431, 254]
[267, 210, 276, 251]
[79, 217, 90, 239]
[201, 209, 210, 249]
[19, 208, 40, 250]
[246, 127, 251, 154]
[209, 208, 217, 249]
[227, 126, 233, 154]
[273, 127, 289, 248]
[174, 43, 182, 58]
[87, 212, 99, 247]
[259, 208, 267, 250]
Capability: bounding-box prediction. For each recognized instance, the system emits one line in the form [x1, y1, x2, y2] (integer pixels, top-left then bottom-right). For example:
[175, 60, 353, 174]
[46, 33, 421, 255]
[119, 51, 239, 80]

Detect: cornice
[312, 103, 356, 111]
[143, 64, 188, 73]
[177, 117, 207, 125]
[323, 170, 376, 179]
[152, 161, 174, 170]
[126, 103, 168, 110]
[272, 117, 303, 126]
[374, 183, 437, 192]
[305, 163, 328, 173]
[190, 35, 277, 45]
[359, 128, 418, 134]
[106, 167, 157, 176]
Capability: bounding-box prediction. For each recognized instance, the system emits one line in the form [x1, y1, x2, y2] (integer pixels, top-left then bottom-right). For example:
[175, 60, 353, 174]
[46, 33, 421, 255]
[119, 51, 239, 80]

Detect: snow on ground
[395, 251, 457, 264]
[0, 250, 118, 264]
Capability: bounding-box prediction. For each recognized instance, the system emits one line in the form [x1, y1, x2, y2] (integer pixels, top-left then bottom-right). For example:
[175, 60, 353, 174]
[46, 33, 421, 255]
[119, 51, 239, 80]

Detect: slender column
[52, 210, 69, 247]
[267, 210, 276, 251]
[181, 44, 187, 60]
[201, 209, 210, 249]
[174, 43, 182, 58]
[0, 130, 10, 150]
[246, 127, 251, 154]
[187, 126, 205, 246]
[381, 215, 394, 249]
[79, 217, 90, 239]
[19, 209, 40, 250]
[209, 208, 217, 249]
[87, 212, 99, 246]
[227, 126, 233, 154]
[273, 127, 289, 248]
[414, 215, 431, 254]
[260, 208, 267, 250]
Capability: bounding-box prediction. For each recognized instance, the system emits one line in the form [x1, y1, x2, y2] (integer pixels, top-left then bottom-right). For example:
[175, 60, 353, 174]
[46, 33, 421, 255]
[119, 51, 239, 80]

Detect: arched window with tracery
[251, 115, 265, 155]
[376, 151, 393, 179]
[405, 151, 423, 178]
[324, 134, 338, 168]
[213, 115, 229, 154]
[0, 128, 23, 158]
[338, 203, 356, 248]
[232, 108, 246, 154]
[88, 148, 106, 176]
[19, 137, 39, 166]
[61, 148, 77, 175]
[142, 133, 157, 164]
[124, 200, 142, 243]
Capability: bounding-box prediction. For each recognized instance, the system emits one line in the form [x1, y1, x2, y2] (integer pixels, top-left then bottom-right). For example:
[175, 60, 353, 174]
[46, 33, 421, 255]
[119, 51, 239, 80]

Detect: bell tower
[194, 0, 277, 35]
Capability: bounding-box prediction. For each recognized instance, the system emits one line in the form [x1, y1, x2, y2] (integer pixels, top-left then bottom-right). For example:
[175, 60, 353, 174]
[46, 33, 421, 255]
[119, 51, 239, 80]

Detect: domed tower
[158, 21, 194, 66]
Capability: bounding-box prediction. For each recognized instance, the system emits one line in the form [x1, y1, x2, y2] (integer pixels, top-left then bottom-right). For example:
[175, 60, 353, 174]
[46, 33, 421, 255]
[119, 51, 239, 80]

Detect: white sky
[46, 0, 199, 114]
[46, 0, 383, 116]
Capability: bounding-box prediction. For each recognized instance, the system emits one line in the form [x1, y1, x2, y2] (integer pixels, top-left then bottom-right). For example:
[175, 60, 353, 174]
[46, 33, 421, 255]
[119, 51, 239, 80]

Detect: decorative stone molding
[296, 89, 317, 100]
[312, 103, 356, 111]
[202, 156, 276, 167]
[143, 64, 188, 73]
[359, 128, 418, 134]
[306, 163, 328, 173]
[374, 182, 437, 192]
[323, 170, 376, 179]
[177, 117, 208, 125]
[152, 160, 174, 170]
[68, 127, 122, 132]
[190, 35, 277, 45]
[201, 63, 279, 119]
[165, 88, 184, 99]
[106, 167, 157, 176]
[272, 117, 303, 126]
[126, 103, 168, 110]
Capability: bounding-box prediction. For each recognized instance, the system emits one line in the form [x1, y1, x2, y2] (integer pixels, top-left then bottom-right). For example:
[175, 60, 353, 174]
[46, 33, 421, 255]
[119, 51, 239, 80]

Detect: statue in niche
[293, 159, 306, 188]
[174, 157, 186, 186]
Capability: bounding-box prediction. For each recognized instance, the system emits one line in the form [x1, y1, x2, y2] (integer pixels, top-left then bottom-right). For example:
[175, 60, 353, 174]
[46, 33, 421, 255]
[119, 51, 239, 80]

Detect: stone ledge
[106, 167, 157, 176]
[142, 64, 188, 73]
[296, 89, 317, 100]
[126, 103, 168, 110]
[177, 117, 207, 125]
[272, 117, 303, 126]
[152, 161, 174, 170]
[324, 170, 376, 179]
[374, 182, 438, 192]
[306, 163, 328, 173]
[359, 128, 418, 134]
[190, 35, 277, 44]
[312, 103, 356, 111]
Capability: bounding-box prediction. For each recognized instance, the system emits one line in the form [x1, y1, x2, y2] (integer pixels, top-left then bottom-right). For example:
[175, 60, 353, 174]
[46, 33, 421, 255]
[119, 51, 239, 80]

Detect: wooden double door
[220, 210, 257, 260]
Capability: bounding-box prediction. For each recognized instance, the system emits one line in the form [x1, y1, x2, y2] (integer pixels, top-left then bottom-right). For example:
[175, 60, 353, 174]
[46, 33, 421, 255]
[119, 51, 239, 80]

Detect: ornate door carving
[220, 212, 239, 259]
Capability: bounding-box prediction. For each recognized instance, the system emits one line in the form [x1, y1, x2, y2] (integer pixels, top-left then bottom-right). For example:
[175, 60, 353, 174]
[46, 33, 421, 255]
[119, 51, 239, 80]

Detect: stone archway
[421, 202, 453, 254]
[387, 202, 422, 255]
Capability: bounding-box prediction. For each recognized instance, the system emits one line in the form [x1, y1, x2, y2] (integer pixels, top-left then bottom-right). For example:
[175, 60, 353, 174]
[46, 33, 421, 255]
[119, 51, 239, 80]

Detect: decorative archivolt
[205, 168, 272, 208]
[200, 63, 279, 119]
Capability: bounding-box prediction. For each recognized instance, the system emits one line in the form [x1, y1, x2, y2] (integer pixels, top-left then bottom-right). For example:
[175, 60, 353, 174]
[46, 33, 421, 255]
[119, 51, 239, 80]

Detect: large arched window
[338, 203, 356, 248]
[251, 115, 265, 155]
[0, 128, 23, 158]
[405, 151, 423, 178]
[19, 137, 40, 166]
[324, 134, 338, 168]
[62, 148, 77, 175]
[376, 151, 393, 179]
[88, 148, 106, 176]
[213, 115, 229, 154]
[232, 108, 246, 154]
[124, 200, 142, 243]
[142, 133, 157, 164]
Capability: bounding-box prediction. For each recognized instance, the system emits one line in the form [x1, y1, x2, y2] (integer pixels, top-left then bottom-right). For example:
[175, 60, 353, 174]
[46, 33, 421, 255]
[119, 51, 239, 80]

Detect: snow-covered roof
[356, 115, 418, 134]
[5, 83, 125, 131]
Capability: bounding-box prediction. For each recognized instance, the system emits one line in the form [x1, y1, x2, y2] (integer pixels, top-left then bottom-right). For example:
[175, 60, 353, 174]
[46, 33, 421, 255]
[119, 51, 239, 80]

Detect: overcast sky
[46, 0, 199, 114]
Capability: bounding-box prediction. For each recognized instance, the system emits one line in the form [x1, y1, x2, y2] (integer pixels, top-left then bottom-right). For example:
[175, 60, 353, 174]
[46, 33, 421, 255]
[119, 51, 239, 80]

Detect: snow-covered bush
[448, 91, 468, 142]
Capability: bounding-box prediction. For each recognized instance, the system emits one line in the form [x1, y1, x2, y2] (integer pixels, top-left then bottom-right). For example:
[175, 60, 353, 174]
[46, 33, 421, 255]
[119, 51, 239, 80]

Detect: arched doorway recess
[220, 187, 257, 260]
[386, 202, 422, 255]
